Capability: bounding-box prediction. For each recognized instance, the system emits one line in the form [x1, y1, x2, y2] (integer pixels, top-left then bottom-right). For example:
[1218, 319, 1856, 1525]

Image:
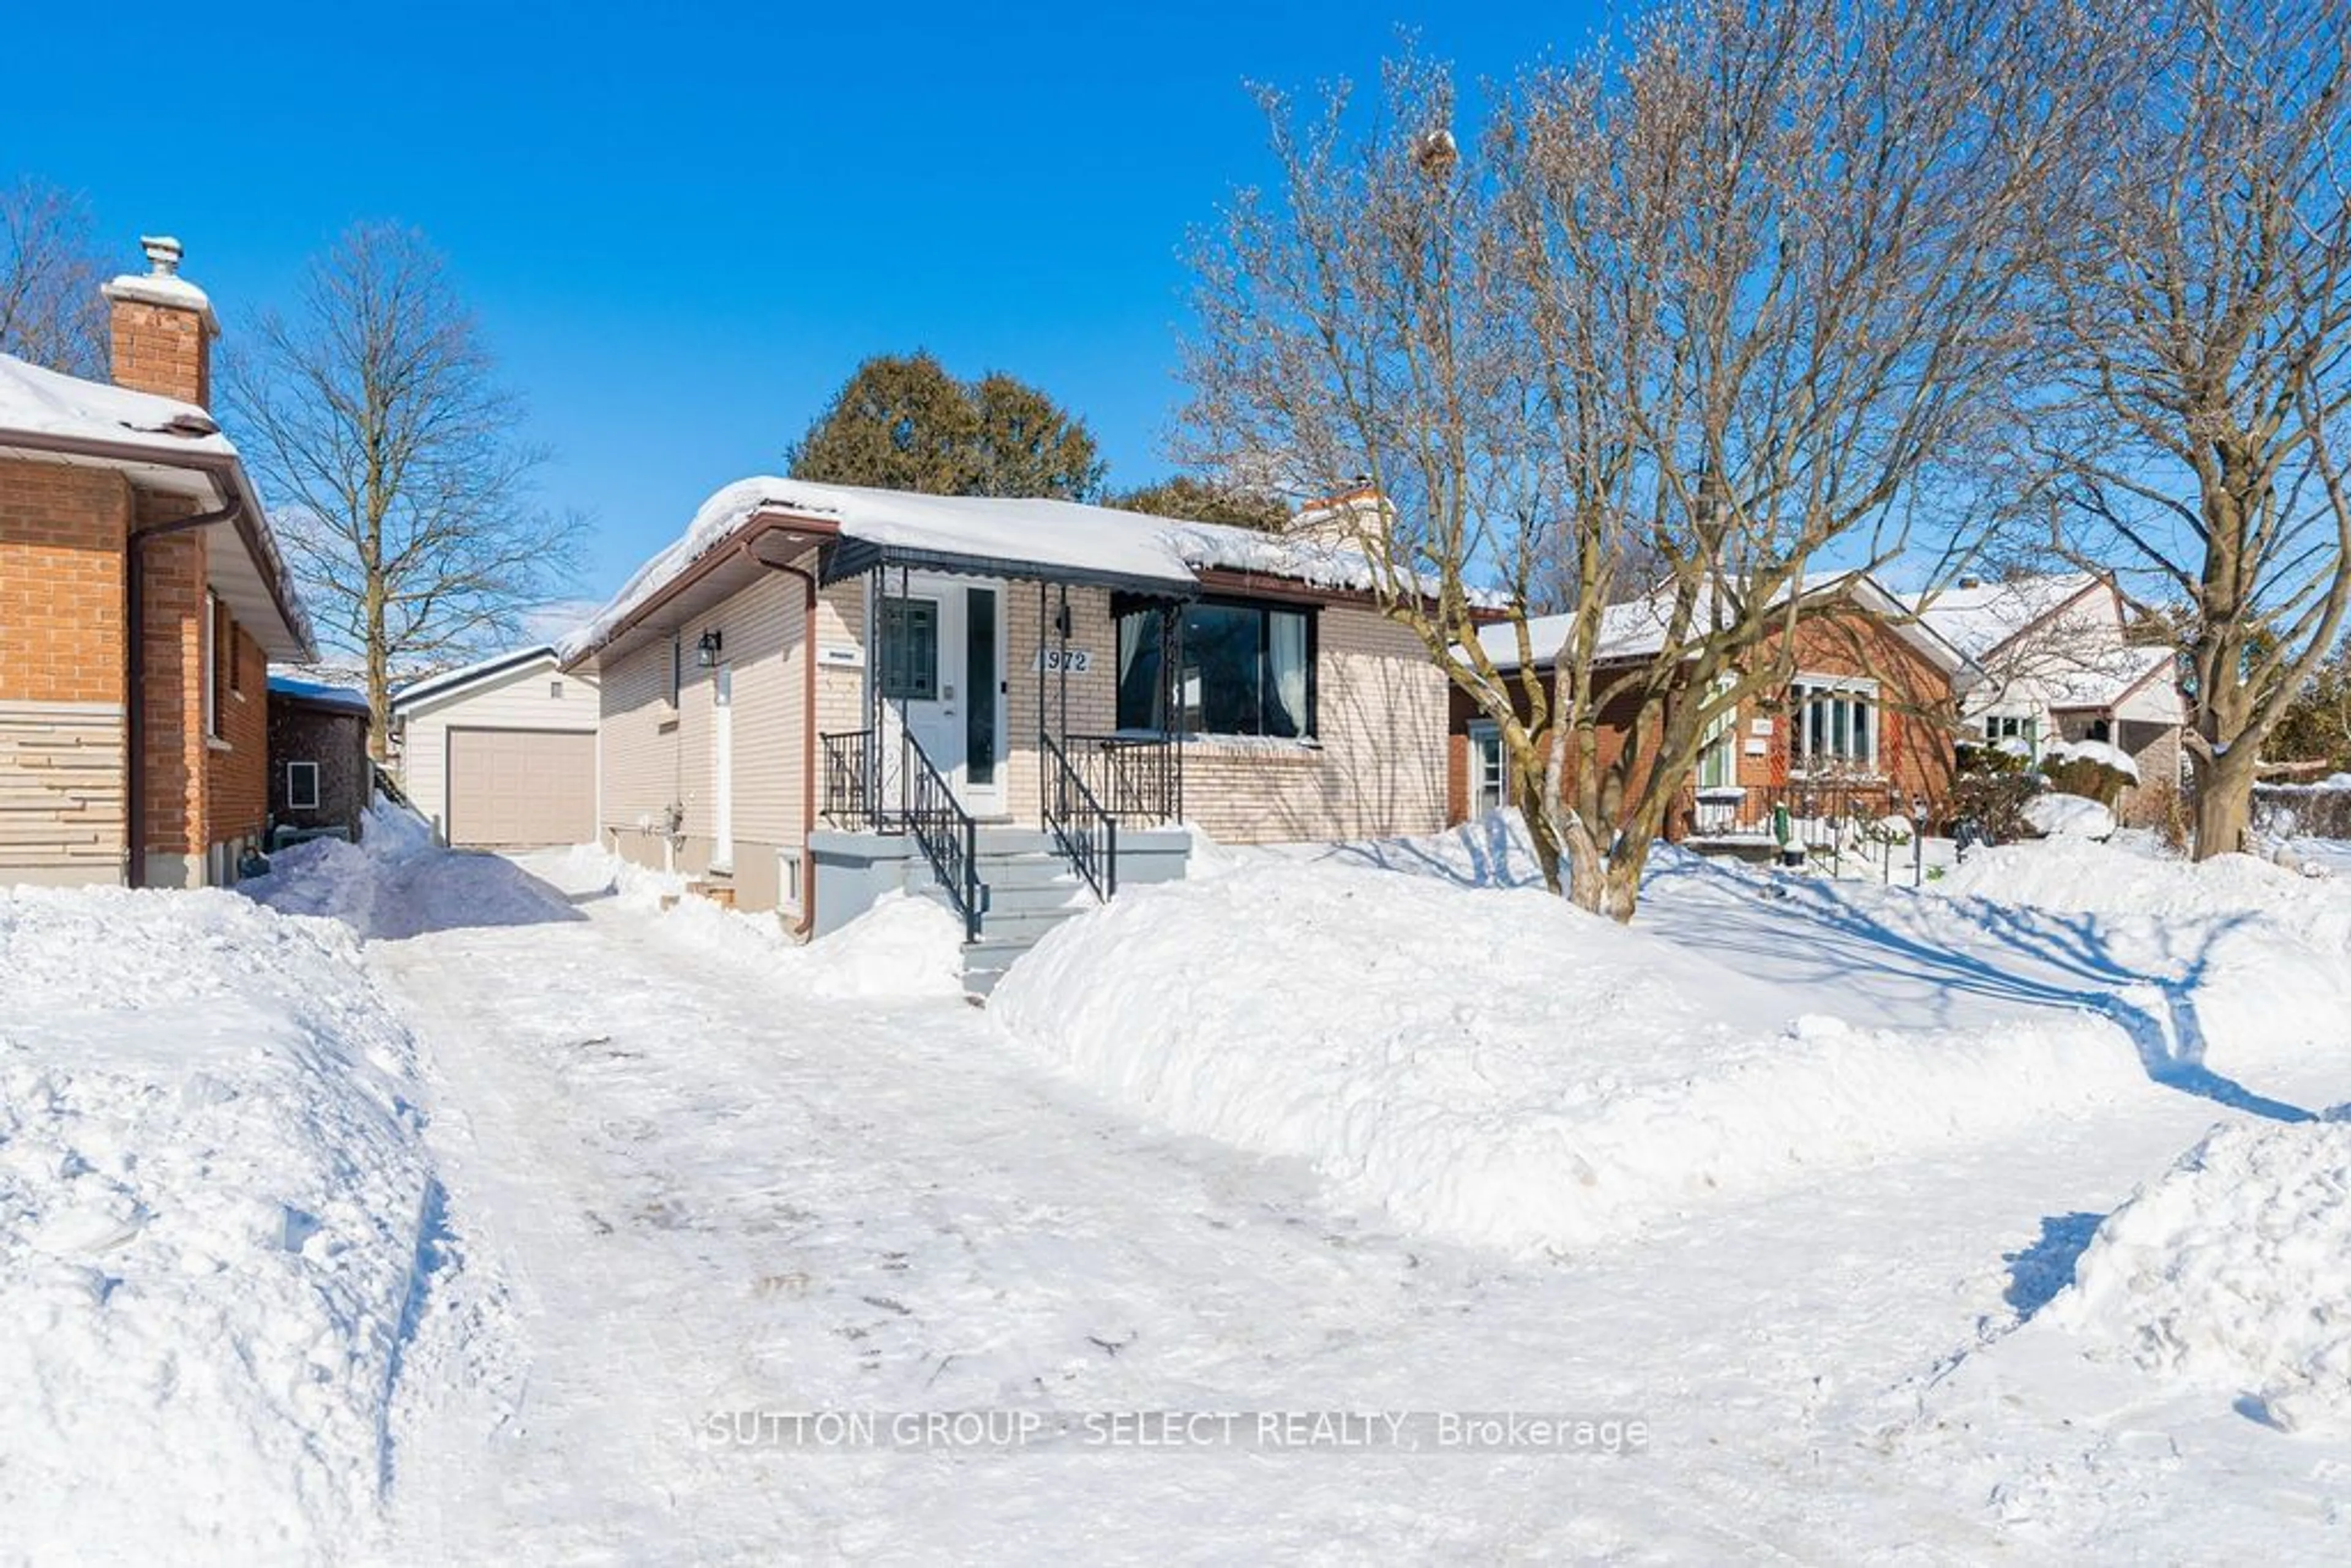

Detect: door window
[880, 598, 940, 701]
[964, 588, 997, 786]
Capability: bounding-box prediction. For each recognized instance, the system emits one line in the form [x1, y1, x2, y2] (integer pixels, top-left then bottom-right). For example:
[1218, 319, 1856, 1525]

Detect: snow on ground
[2051, 1117, 2351, 1434]
[2022, 790, 2117, 839]
[19, 806, 2351, 1559]
[0, 878, 432, 1562]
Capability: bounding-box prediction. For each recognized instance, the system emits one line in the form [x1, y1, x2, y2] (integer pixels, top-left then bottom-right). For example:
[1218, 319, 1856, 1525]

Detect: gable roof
[560, 476, 1387, 664]
[1469, 572, 1977, 680]
[1908, 573, 2104, 661]
[0, 350, 315, 661]
[389, 645, 569, 715]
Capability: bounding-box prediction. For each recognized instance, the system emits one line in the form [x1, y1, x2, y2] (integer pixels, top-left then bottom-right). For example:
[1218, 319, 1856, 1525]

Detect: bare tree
[0, 178, 107, 375]
[1183, 0, 2084, 918]
[225, 223, 583, 756]
[2030, 0, 2351, 858]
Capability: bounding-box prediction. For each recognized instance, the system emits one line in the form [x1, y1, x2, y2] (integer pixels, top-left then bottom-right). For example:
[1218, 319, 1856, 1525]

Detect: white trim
[286, 759, 321, 810]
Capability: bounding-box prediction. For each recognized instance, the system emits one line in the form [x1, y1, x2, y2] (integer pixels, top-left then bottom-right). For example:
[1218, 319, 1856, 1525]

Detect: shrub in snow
[2022, 792, 2116, 841]
[0, 885, 433, 1558]
[2052, 1119, 2351, 1433]
[2042, 738, 2142, 787]
[1949, 742, 2042, 843]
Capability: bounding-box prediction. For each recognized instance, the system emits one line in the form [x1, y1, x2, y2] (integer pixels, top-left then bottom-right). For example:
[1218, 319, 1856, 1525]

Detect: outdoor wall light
[697, 629, 723, 667]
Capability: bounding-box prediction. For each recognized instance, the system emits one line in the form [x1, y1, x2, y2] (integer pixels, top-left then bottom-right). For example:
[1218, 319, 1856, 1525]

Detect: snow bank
[0, 884, 432, 1559]
[2023, 792, 2117, 840]
[239, 797, 436, 937]
[991, 862, 2147, 1253]
[539, 844, 966, 1000]
[2043, 738, 2142, 783]
[2052, 1119, 2351, 1432]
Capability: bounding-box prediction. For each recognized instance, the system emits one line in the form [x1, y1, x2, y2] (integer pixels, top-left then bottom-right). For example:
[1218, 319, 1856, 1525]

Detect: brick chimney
[102, 236, 218, 408]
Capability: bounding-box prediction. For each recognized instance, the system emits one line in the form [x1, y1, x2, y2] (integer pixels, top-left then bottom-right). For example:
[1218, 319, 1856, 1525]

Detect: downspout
[743, 542, 820, 938]
[124, 498, 240, 888]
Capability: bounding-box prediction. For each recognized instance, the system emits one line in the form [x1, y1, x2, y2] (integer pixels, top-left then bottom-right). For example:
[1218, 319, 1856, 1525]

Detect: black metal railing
[899, 734, 988, 942]
[822, 726, 987, 941]
[821, 729, 878, 828]
[1043, 732, 1118, 903]
[1063, 732, 1179, 822]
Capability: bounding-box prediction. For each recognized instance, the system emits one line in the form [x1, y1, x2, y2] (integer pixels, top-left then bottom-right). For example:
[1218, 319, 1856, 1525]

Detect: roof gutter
[0, 427, 317, 662]
[562, 509, 842, 672]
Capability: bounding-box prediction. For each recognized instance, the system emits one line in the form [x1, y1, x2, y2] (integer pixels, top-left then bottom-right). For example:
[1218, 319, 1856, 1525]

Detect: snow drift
[990, 861, 2148, 1253]
[2052, 1118, 2351, 1433]
[0, 883, 433, 1559]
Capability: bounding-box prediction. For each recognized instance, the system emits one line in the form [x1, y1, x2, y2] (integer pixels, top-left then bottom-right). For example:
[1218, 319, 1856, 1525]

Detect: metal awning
[822, 537, 1201, 599]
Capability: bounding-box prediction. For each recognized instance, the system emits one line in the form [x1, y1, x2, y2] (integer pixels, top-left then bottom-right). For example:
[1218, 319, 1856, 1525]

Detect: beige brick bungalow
[560, 478, 1448, 984]
[0, 238, 314, 888]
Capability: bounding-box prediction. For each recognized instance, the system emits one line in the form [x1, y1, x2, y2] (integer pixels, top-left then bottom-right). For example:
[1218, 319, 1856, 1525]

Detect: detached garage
[391, 647, 598, 849]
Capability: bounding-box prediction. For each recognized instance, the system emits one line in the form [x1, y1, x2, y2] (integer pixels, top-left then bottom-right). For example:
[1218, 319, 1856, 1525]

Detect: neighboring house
[0, 237, 315, 888]
[388, 647, 598, 848]
[560, 478, 1448, 982]
[265, 675, 372, 846]
[1910, 573, 2184, 826]
[1449, 574, 1978, 845]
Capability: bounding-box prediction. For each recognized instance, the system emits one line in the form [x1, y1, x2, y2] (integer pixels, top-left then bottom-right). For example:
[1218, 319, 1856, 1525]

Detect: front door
[878, 576, 1005, 817]
[710, 663, 734, 871]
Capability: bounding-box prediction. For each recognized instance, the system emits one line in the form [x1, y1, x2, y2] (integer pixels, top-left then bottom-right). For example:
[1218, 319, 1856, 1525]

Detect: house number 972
[1033, 648, 1092, 673]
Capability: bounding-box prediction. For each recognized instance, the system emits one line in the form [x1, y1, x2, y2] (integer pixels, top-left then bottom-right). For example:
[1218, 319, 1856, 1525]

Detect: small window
[202, 591, 222, 740]
[1468, 721, 1506, 817]
[777, 845, 804, 919]
[223, 602, 242, 697]
[550, 679, 564, 700]
[287, 760, 320, 811]
[1982, 713, 2038, 756]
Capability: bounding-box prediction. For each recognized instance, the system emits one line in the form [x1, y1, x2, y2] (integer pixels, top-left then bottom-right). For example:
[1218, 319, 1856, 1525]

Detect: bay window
[1115, 598, 1316, 738]
[1790, 676, 1878, 773]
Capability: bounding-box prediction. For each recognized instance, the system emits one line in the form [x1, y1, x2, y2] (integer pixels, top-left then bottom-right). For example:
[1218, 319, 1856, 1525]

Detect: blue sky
[10, 1, 1605, 604]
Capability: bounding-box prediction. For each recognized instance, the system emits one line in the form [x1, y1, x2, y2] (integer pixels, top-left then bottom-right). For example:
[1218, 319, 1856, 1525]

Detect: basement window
[287, 760, 320, 811]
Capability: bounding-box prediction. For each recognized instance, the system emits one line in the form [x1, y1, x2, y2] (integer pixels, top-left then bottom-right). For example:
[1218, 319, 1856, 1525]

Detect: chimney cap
[102, 232, 217, 336]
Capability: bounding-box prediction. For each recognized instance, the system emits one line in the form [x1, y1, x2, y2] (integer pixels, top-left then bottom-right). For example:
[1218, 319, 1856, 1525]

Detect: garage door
[446, 728, 596, 848]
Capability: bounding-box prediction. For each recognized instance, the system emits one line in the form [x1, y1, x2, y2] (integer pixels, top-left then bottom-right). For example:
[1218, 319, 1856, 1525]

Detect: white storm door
[711, 664, 735, 871]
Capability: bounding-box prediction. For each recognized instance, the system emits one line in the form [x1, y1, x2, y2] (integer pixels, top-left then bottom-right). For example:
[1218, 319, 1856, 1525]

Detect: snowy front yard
[4, 812, 2349, 1560]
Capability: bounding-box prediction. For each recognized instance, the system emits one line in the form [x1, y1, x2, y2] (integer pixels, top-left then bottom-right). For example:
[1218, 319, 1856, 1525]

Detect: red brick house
[0, 237, 314, 888]
[1448, 574, 1978, 844]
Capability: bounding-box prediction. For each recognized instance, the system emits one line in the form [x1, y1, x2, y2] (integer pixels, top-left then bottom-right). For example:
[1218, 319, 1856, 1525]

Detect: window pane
[1267, 610, 1309, 737]
[1184, 603, 1264, 734]
[965, 588, 996, 784]
[1116, 611, 1164, 730]
[881, 598, 938, 700]
[1851, 700, 1872, 762]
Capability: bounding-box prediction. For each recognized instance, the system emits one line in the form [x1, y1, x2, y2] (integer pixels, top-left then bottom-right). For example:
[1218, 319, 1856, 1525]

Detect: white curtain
[1269, 612, 1309, 737]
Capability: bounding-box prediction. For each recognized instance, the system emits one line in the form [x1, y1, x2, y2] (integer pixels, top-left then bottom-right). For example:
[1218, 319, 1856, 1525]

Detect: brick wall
[0, 459, 129, 703]
[108, 298, 210, 407]
[133, 512, 213, 880]
[209, 623, 268, 853]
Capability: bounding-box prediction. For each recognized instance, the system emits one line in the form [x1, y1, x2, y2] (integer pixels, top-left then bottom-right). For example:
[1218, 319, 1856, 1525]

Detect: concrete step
[971, 905, 1090, 944]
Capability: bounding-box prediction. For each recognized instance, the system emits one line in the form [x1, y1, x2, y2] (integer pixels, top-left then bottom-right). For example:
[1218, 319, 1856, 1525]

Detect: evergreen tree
[787, 353, 1104, 501]
[1109, 475, 1291, 531]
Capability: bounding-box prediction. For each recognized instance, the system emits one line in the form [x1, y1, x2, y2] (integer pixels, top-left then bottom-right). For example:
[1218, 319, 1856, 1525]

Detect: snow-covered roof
[390, 645, 564, 713]
[562, 477, 1389, 662]
[267, 673, 372, 716]
[2041, 641, 2177, 711]
[1468, 572, 1973, 677]
[1910, 574, 2101, 661]
[0, 351, 233, 460]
